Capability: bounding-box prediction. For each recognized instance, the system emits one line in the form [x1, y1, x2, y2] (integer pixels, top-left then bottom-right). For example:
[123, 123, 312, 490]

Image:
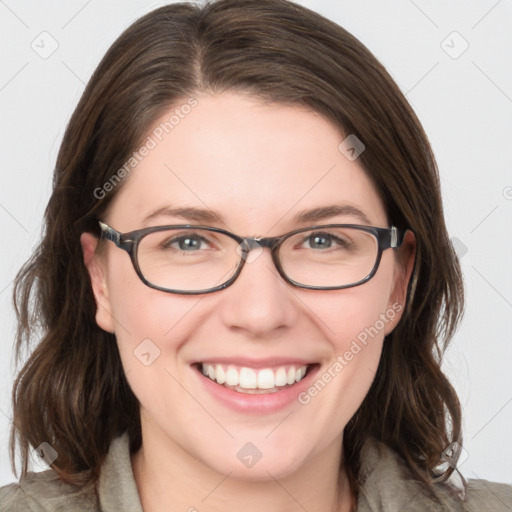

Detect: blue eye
[165, 234, 209, 251]
[178, 236, 202, 250]
[302, 232, 349, 250]
[306, 233, 332, 249]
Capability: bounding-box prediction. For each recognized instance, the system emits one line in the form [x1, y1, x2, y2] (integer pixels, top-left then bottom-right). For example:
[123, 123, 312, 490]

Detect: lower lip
[193, 364, 320, 414]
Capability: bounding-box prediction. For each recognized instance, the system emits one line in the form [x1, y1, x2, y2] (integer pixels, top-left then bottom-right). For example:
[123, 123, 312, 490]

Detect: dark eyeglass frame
[98, 221, 406, 295]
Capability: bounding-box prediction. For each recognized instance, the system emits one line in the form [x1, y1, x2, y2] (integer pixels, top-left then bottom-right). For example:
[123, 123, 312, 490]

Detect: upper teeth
[201, 363, 308, 390]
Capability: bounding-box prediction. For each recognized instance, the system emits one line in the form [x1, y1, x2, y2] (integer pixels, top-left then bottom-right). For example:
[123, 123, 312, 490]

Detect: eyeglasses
[98, 221, 405, 295]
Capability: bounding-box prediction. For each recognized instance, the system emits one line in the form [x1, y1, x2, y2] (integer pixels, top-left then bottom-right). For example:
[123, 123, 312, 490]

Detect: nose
[218, 247, 298, 338]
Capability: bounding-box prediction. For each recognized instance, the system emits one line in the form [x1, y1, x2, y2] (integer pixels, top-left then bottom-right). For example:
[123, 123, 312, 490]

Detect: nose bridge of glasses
[239, 236, 276, 253]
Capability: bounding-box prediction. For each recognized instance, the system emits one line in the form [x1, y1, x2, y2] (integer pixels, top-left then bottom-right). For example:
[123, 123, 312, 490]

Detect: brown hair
[11, 0, 464, 498]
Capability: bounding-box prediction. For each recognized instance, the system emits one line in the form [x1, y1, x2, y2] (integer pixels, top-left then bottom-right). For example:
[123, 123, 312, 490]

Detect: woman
[1, 0, 510, 510]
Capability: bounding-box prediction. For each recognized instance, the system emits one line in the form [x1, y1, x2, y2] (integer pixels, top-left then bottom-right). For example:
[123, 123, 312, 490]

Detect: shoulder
[462, 478, 512, 511]
[358, 438, 512, 512]
[0, 469, 98, 512]
[0, 433, 141, 512]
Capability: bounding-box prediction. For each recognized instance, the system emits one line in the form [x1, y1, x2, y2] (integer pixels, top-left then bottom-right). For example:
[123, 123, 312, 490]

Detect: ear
[80, 232, 116, 333]
[384, 230, 416, 335]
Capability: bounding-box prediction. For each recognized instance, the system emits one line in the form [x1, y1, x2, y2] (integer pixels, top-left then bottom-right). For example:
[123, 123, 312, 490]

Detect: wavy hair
[11, 0, 464, 498]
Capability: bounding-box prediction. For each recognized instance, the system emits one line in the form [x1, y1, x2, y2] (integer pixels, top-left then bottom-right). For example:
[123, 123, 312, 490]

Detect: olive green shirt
[1, 434, 510, 511]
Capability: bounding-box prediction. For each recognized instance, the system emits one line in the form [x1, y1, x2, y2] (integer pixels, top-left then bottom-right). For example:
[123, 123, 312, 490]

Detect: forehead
[107, 92, 387, 233]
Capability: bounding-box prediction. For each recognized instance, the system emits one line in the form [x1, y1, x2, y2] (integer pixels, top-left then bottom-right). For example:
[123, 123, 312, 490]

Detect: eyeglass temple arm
[99, 221, 122, 246]
[390, 226, 407, 248]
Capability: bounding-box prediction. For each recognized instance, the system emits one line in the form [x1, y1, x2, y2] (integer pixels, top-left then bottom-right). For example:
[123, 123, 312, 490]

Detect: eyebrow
[143, 206, 224, 225]
[143, 203, 373, 227]
[291, 204, 373, 225]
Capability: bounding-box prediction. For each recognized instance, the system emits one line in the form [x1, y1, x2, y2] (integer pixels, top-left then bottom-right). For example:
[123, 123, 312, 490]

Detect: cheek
[104, 254, 204, 383]
[296, 255, 398, 419]
[108, 284, 212, 444]
[305, 252, 398, 344]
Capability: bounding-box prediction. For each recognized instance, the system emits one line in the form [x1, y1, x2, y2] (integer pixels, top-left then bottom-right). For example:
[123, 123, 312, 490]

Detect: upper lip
[192, 357, 316, 369]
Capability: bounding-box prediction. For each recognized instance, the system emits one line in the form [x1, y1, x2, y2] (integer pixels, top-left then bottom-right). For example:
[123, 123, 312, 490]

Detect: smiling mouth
[196, 362, 315, 394]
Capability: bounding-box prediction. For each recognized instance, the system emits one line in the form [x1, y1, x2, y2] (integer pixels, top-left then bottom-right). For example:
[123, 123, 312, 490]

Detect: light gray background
[0, 0, 511, 487]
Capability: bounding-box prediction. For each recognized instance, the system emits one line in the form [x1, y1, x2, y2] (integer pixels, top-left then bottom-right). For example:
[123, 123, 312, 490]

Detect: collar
[98, 434, 143, 512]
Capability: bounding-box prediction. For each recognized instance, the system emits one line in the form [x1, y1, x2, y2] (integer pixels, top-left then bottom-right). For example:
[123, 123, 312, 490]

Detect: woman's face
[83, 91, 412, 480]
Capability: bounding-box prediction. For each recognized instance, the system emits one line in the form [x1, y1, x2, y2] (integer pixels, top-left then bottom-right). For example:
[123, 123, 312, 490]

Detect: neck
[131, 425, 354, 512]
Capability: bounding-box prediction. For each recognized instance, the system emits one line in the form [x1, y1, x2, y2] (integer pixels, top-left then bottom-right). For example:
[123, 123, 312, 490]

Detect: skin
[81, 91, 415, 512]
